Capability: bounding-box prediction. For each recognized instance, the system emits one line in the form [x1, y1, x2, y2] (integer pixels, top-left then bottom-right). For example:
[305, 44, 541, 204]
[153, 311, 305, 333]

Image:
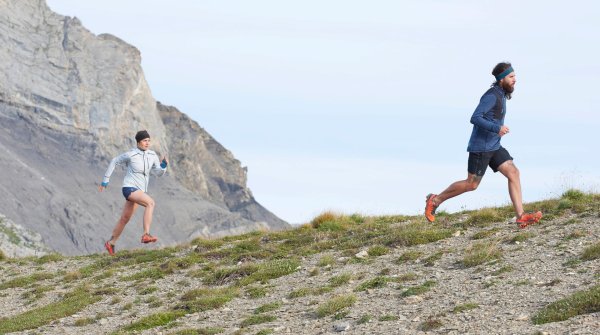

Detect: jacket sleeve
[150, 154, 167, 177]
[101, 152, 129, 186]
[470, 94, 501, 134]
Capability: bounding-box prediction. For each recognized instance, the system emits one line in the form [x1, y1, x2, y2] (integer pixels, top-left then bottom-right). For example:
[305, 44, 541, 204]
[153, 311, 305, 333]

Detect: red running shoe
[424, 194, 438, 223]
[104, 241, 116, 256]
[141, 233, 158, 244]
[516, 211, 543, 229]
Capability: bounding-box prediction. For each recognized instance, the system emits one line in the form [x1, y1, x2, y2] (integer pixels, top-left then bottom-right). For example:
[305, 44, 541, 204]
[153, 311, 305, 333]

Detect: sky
[47, 0, 600, 224]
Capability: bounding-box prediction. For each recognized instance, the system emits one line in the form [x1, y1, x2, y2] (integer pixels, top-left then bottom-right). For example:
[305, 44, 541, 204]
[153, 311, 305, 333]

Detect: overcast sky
[47, 0, 600, 223]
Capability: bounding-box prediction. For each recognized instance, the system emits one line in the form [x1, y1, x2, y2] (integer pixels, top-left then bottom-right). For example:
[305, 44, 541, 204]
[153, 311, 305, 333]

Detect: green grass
[452, 302, 479, 313]
[0, 249, 5, 260]
[328, 273, 352, 287]
[381, 223, 453, 247]
[507, 232, 534, 244]
[401, 280, 436, 297]
[357, 314, 372, 324]
[122, 267, 165, 281]
[395, 251, 423, 264]
[0, 285, 101, 333]
[378, 315, 399, 321]
[581, 241, 600, 261]
[177, 287, 239, 313]
[0, 272, 55, 290]
[354, 276, 390, 292]
[316, 294, 357, 318]
[532, 284, 600, 324]
[171, 328, 224, 335]
[423, 251, 444, 266]
[120, 311, 186, 332]
[462, 241, 503, 268]
[240, 314, 276, 327]
[238, 259, 300, 286]
[245, 286, 268, 299]
[471, 228, 501, 240]
[367, 245, 389, 257]
[317, 254, 335, 267]
[203, 263, 259, 286]
[254, 302, 281, 314]
[460, 208, 505, 228]
[288, 286, 332, 299]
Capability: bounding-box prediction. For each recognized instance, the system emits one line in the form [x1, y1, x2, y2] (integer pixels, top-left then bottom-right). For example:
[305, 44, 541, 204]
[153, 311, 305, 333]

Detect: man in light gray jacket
[99, 130, 168, 255]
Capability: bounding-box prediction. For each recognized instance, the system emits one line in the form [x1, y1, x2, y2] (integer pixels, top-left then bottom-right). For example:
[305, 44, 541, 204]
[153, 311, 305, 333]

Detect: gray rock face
[0, 0, 288, 255]
[0, 214, 49, 257]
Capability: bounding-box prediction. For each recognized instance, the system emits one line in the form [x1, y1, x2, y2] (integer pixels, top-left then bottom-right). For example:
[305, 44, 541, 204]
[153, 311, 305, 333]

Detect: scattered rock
[355, 250, 369, 259]
[333, 323, 351, 332]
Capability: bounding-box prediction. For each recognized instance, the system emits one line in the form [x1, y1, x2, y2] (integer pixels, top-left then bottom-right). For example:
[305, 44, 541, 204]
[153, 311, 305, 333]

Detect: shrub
[316, 294, 357, 318]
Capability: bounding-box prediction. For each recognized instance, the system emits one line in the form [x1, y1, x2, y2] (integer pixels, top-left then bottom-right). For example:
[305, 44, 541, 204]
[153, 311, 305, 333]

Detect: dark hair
[491, 62, 513, 100]
[135, 130, 150, 143]
[492, 62, 512, 79]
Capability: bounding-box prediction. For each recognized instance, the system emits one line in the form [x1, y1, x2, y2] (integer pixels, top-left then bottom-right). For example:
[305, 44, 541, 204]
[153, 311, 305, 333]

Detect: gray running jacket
[102, 148, 167, 192]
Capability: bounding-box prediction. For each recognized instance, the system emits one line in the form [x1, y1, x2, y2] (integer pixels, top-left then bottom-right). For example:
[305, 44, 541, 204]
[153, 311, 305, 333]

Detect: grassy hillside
[0, 190, 599, 334]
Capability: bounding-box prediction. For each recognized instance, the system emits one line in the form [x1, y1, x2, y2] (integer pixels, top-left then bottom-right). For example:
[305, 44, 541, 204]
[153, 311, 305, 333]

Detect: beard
[501, 80, 514, 94]
[500, 80, 514, 100]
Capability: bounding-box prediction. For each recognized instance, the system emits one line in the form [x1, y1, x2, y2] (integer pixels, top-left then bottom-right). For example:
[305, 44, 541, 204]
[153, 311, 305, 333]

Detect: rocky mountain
[0, 0, 288, 255]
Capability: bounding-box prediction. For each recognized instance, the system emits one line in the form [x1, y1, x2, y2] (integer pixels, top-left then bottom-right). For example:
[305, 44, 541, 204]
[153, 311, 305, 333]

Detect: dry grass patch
[462, 241, 503, 268]
[581, 241, 600, 261]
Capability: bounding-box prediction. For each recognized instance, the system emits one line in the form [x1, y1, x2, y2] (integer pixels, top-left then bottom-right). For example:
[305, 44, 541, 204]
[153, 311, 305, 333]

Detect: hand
[98, 185, 106, 192]
[161, 155, 169, 165]
[499, 125, 510, 137]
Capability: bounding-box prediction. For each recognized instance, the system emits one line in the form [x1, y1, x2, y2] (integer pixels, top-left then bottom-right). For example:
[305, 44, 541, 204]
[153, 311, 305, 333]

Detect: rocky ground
[0, 194, 599, 335]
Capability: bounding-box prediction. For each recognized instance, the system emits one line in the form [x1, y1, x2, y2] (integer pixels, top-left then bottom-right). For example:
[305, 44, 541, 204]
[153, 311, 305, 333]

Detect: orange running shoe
[104, 241, 115, 256]
[141, 233, 158, 244]
[424, 194, 438, 223]
[516, 211, 543, 229]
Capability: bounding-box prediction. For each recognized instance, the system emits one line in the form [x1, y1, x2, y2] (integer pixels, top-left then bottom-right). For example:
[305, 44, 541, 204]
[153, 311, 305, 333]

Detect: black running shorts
[468, 147, 513, 177]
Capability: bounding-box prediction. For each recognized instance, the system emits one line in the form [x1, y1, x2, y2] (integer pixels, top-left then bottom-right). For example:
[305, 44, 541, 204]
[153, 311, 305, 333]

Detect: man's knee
[466, 181, 479, 191]
[466, 175, 482, 191]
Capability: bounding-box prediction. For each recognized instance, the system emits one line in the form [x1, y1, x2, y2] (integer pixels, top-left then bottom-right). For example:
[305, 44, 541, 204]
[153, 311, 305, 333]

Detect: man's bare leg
[433, 173, 483, 207]
[497, 160, 524, 217]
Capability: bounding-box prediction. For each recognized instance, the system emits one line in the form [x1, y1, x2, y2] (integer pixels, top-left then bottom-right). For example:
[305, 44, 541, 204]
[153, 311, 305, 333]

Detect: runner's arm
[100, 153, 129, 188]
[470, 94, 501, 134]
